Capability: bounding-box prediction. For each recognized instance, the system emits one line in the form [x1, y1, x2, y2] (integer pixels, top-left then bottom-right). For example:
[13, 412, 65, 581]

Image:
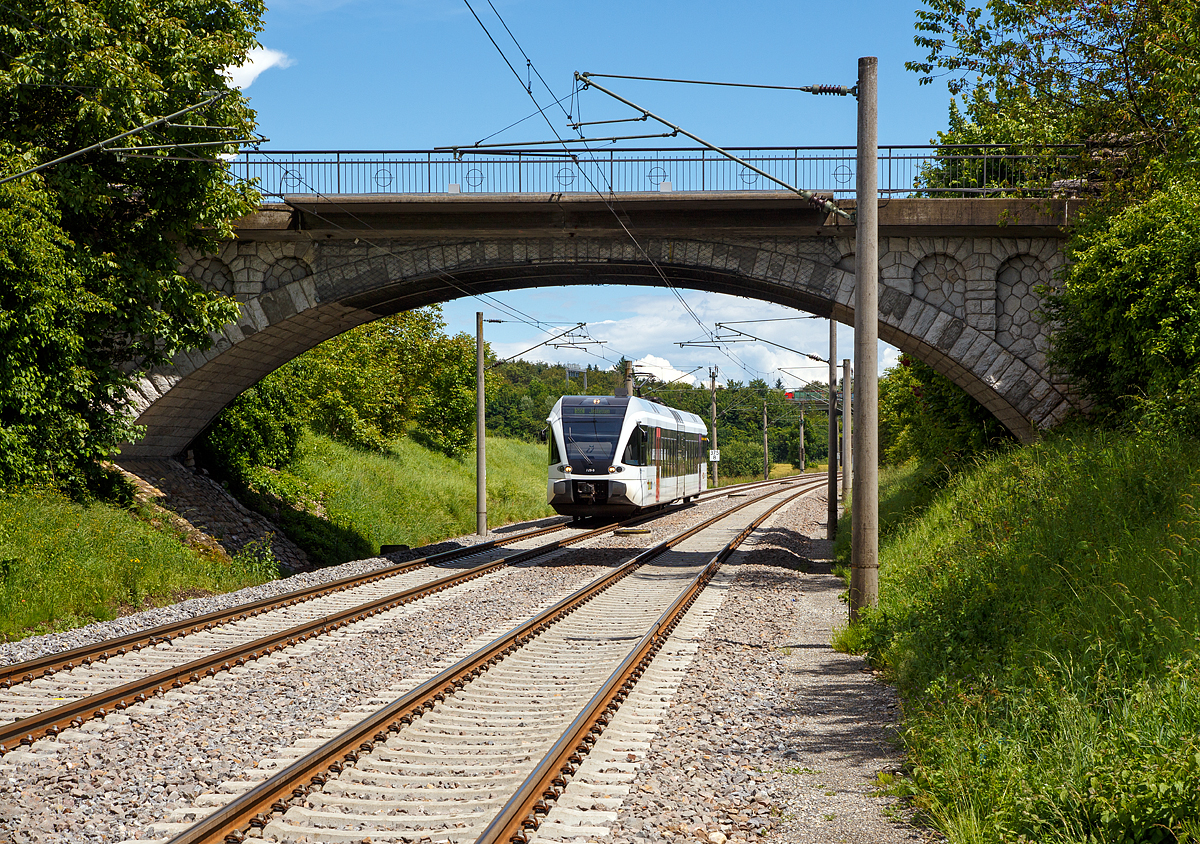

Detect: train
[546, 394, 709, 518]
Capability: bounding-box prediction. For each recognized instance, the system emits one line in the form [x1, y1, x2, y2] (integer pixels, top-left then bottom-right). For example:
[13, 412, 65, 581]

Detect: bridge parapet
[231, 145, 1085, 200]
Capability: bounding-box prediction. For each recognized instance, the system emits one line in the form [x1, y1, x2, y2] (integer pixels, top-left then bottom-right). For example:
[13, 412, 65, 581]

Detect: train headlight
[608, 466, 620, 473]
[561, 465, 572, 473]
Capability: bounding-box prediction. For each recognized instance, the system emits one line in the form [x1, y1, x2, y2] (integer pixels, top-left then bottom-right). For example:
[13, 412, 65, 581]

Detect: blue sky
[235, 0, 957, 387]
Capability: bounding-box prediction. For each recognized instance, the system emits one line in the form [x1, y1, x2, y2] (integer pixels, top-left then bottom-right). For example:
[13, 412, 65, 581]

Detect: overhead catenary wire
[459, 0, 759, 383]
[571, 73, 856, 96]
[574, 73, 854, 223]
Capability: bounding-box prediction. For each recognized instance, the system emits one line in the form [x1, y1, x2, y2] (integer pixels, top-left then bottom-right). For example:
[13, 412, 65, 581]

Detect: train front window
[562, 405, 626, 469]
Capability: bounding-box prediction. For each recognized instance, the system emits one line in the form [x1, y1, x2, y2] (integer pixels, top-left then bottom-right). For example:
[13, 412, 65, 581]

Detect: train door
[654, 427, 661, 503]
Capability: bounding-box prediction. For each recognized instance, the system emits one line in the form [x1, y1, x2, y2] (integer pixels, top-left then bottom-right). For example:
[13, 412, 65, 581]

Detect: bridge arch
[123, 201, 1074, 459]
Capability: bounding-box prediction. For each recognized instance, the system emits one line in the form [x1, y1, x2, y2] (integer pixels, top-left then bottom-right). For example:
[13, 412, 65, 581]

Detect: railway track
[153, 476, 825, 844]
[0, 475, 813, 754]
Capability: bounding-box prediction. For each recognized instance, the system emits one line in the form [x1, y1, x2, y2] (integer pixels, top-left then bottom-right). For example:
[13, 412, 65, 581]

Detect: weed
[845, 427, 1200, 842]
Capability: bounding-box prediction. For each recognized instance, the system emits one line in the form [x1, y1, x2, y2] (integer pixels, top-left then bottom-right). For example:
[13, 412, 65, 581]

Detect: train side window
[622, 425, 647, 466]
[548, 431, 562, 465]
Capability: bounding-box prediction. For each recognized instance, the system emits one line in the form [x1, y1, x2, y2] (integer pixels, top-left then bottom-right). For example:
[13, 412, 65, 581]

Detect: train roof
[550, 395, 707, 433]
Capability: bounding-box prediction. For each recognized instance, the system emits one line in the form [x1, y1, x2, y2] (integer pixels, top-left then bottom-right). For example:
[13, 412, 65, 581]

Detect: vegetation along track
[0, 475, 810, 752]
[165, 477, 824, 843]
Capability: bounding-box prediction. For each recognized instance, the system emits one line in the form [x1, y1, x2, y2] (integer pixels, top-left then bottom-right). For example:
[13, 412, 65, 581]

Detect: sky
[234, 0, 958, 388]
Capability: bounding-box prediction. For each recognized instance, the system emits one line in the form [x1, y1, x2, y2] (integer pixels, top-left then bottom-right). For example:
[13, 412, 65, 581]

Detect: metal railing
[230, 145, 1085, 199]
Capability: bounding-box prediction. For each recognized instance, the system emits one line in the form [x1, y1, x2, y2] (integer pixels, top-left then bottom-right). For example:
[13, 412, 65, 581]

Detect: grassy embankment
[714, 462, 817, 487]
[266, 430, 554, 565]
[834, 427, 1200, 843]
[0, 432, 554, 643]
[0, 490, 275, 642]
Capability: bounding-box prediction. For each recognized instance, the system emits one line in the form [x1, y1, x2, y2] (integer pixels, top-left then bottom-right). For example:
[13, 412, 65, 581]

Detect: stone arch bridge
[122, 193, 1078, 458]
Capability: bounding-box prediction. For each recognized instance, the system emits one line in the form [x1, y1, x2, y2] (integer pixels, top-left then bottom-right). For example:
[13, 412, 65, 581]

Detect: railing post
[336, 151, 341, 194]
[518, 152, 522, 193]
[427, 151, 432, 194]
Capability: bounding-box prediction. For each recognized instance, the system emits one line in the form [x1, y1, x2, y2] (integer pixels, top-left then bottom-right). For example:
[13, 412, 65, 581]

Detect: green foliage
[879, 354, 1014, 466]
[0, 0, 262, 492]
[199, 307, 481, 503]
[275, 431, 554, 566]
[0, 486, 272, 641]
[714, 439, 765, 478]
[194, 377, 304, 487]
[910, 1, 1200, 166]
[841, 427, 1200, 842]
[1045, 176, 1200, 428]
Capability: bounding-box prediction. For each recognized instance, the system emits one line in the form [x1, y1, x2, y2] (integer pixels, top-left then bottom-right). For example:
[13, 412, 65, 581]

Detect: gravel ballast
[0, 485, 922, 842]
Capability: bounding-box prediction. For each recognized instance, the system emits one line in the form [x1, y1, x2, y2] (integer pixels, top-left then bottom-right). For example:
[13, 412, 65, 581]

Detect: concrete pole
[851, 56, 880, 618]
[827, 318, 838, 540]
[624, 360, 634, 397]
[710, 367, 719, 488]
[476, 312, 487, 536]
[842, 358, 852, 503]
[763, 399, 769, 480]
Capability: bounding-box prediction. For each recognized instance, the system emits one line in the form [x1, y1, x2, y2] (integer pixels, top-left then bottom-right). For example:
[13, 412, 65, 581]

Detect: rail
[231, 144, 1086, 199]
[165, 478, 821, 844]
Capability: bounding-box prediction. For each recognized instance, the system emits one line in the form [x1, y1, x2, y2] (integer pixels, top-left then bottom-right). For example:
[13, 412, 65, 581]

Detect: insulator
[811, 84, 849, 96]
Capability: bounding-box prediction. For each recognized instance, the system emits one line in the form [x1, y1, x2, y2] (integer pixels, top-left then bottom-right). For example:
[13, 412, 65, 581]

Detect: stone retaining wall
[114, 459, 310, 574]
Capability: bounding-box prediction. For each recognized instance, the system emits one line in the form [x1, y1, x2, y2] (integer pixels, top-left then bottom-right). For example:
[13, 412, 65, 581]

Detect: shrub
[1046, 175, 1200, 429]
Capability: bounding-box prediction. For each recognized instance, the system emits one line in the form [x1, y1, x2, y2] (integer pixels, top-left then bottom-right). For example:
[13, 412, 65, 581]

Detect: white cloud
[879, 343, 903, 374]
[225, 47, 295, 89]
[634, 354, 699, 387]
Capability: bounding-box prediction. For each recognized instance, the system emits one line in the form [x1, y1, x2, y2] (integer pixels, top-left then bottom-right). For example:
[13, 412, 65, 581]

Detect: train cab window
[549, 431, 562, 465]
[622, 425, 647, 466]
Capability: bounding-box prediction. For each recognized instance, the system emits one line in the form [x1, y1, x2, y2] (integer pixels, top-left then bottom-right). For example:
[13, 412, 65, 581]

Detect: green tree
[1044, 175, 1200, 429]
[878, 354, 1014, 466]
[201, 307, 484, 474]
[910, 0, 1200, 167]
[910, 1, 1200, 426]
[0, 0, 263, 491]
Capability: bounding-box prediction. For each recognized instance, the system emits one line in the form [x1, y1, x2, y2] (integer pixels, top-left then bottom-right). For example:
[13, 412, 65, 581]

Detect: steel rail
[0, 519, 630, 753]
[0, 521, 568, 687]
[0, 476, 811, 752]
[0, 474, 799, 687]
[165, 479, 822, 844]
[478, 482, 821, 844]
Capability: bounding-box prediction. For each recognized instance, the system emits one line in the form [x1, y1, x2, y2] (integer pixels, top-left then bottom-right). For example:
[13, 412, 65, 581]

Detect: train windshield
[561, 405, 626, 469]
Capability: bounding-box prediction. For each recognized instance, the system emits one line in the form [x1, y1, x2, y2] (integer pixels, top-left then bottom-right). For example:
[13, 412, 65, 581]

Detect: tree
[200, 307, 485, 477]
[0, 0, 263, 491]
[878, 354, 1014, 466]
[910, 1, 1200, 167]
[1043, 175, 1200, 429]
[910, 1, 1200, 426]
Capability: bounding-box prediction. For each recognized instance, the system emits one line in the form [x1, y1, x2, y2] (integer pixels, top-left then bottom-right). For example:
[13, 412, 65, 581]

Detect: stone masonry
[117, 195, 1076, 458]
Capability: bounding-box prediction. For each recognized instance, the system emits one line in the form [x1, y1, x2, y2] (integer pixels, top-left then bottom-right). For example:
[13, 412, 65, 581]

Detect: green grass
[834, 426, 1200, 843]
[0, 488, 276, 642]
[255, 430, 555, 566]
[715, 463, 813, 486]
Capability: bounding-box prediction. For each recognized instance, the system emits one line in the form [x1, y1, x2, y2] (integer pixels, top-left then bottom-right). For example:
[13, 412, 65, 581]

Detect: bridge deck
[235, 195, 1078, 240]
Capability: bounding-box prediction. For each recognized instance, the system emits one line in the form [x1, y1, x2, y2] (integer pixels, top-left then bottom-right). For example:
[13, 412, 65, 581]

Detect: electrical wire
[461, 0, 759, 383]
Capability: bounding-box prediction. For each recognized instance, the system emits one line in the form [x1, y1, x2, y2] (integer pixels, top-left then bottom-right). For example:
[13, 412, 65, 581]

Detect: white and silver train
[546, 394, 709, 518]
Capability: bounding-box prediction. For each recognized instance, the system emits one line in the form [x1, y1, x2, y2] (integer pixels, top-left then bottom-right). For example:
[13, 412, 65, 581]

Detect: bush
[194, 377, 304, 490]
[879, 354, 1015, 467]
[1046, 175, 1200, 428]
[716, 439, 766, 478]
